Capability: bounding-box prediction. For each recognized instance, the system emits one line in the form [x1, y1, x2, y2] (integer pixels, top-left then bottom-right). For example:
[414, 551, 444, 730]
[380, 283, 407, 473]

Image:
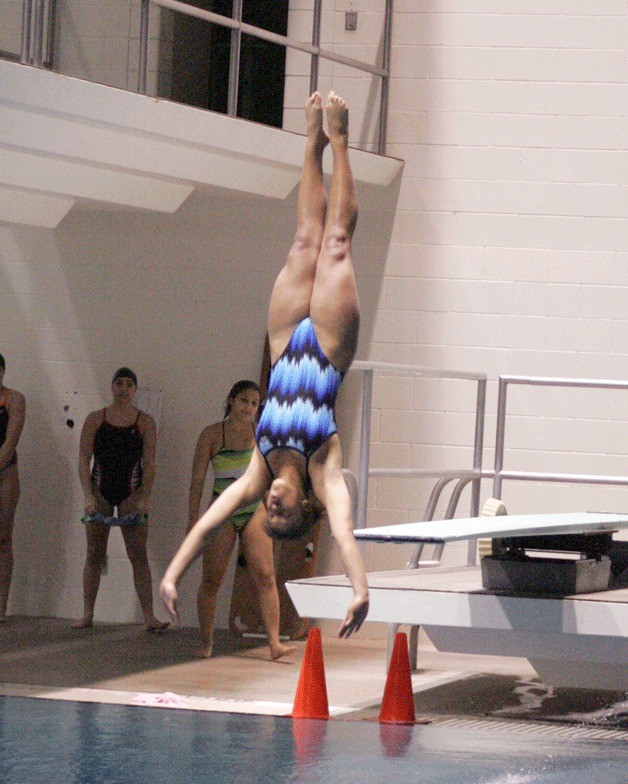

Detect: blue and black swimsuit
[256, 317, 344, 468]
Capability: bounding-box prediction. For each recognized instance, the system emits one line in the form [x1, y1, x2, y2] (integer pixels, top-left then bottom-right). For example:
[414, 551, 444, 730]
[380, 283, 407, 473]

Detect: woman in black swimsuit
[0, 353, 25, 622]
[74, 367, 168, 631]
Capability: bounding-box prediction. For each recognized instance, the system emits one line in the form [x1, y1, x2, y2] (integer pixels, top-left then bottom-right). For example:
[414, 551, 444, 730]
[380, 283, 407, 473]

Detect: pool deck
[0, 615, 539, 717]
[0, 615, 626, 732]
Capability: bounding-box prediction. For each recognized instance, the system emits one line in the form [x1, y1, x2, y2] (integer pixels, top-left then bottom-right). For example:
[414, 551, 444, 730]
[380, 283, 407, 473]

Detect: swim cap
[112, 366, 138, 386]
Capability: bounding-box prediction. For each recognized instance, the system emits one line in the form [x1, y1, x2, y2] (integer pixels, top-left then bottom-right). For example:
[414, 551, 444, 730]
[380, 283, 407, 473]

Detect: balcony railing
[14, 0, 393, 154]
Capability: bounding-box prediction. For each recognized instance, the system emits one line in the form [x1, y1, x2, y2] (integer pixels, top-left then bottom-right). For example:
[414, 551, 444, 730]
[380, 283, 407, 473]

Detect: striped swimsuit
[255, 317, 343, 468]
[211, 422, 259, 532]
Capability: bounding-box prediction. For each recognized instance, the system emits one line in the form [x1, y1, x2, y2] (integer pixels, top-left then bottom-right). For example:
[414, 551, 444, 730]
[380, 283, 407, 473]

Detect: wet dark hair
[0, 353, 5, 370]
[224, 379, 261, 417]
[112, 367, 138, 387]
[265, 495, 326, 540]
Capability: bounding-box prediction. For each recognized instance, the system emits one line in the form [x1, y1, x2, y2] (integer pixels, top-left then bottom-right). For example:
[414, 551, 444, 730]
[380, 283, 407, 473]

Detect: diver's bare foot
[326, 90, 348, 144]
[145, 618, 170, 632]
[270, 642, 297, 661]
[305, 92, 328, 151]
[72, 616, 93, 629]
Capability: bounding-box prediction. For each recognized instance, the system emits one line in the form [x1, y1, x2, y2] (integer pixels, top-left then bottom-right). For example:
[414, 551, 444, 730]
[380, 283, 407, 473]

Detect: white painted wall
[287, 1, 628, 581]
[0, 196, 284, 625]
[0, 0, 23, 57]
[1, 0, 627, 633]
[0, 169, 394, 628]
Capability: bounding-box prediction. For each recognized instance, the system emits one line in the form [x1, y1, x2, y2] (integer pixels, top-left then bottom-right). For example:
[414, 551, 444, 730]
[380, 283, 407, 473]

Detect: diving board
[352, 512, 628, 544]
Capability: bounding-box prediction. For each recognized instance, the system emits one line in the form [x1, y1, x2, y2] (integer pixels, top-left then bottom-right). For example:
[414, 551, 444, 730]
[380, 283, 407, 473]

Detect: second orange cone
[291, 627, 329, 720]
[379, 632, 416, 724]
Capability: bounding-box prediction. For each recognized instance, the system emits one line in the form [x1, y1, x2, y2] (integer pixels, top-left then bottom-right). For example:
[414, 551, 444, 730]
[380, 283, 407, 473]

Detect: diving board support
[287, 512, 628, 691]
[286, 565, 628, 691]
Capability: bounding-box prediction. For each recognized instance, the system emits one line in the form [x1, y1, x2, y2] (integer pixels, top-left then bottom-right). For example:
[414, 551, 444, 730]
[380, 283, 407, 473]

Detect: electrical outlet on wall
[345, 10, 357, 31]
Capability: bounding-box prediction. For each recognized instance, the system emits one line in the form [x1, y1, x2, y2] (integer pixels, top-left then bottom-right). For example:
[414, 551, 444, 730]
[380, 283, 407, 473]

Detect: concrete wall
[0, 0, 23, 58]
[0, 194, 281, 625]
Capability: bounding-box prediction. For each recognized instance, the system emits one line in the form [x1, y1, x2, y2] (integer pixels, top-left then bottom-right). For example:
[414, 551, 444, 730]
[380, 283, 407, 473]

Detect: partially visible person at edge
[160, 92, 369, 637]
[73, 367, 168, 631]
[0, 353, 26, 622]
[186, 380, 295, 660]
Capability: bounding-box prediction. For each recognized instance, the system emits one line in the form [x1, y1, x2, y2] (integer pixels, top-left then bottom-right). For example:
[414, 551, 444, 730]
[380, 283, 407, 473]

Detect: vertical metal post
[227, 0, 243, 117]
[45, 0, 58, 69]
[493, 377, 508, 499]
[309, 0, 322, 96]
[471, 379, 487, 516]
[378, 0, 394, 154]
[356, 370, 373, 530]
[20, 0, 33, 64]
[33, 0, 45, 66]
[138, 0, 150, 94]
[467, 377, 486, 565]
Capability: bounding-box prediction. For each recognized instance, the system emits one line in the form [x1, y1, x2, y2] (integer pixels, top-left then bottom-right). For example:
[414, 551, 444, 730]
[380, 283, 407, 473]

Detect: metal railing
[15, 0, 392, 153]
[493, 374, 628, 499]
[350, 360, 488, 567]
[139, 0, 393, 153]
[20, 0, 56, 68]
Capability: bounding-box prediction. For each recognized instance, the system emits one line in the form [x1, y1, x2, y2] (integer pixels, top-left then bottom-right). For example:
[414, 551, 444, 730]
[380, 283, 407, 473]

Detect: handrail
[142, 0, 392, 153]
[493, 374, 628, 499]
[148, 0, 389, 77]
[14, 0, 392, 152]
[352, 360, 486, 382]
[19, 0, 56, 67]
[350, 361, 487, 563]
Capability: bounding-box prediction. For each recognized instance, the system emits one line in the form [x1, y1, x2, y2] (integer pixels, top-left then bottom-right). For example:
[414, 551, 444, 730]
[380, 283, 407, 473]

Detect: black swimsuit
[0, 389, 17, 471]
[91, 409, 143, 507]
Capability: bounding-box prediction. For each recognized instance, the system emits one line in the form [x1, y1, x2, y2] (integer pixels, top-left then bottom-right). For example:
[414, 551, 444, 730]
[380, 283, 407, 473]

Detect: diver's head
[264, 476, 324, 539]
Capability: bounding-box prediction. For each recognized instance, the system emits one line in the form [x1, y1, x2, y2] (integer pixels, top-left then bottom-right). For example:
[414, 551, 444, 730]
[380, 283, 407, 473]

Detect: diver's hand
[160, 579, 179, 624]
[338, 594, 369, 638]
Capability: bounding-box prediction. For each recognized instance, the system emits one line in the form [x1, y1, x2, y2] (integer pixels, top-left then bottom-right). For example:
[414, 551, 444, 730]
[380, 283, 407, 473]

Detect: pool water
[0, 696, 626, 784]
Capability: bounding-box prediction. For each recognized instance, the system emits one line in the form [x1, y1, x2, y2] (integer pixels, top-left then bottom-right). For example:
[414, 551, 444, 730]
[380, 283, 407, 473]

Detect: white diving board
[353, 512, 628, 544]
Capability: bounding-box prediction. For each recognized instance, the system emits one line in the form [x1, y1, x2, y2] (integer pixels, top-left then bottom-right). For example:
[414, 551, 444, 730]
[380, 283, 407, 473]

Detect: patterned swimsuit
[211, 421, 259, 532]
[255, 317, 344, 468]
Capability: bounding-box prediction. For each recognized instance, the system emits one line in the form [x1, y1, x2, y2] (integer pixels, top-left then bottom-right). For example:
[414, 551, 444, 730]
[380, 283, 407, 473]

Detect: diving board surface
[354, 512, 628, 544]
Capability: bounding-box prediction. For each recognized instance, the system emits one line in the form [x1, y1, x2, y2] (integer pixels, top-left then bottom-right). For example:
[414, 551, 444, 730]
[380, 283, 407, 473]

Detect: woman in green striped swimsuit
[187, 380, 295, 660]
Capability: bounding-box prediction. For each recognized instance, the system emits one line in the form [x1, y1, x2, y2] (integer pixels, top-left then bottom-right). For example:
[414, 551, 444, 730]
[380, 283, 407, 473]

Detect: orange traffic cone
[291, 627, 329, 720]
[379, 632, 416, 724]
